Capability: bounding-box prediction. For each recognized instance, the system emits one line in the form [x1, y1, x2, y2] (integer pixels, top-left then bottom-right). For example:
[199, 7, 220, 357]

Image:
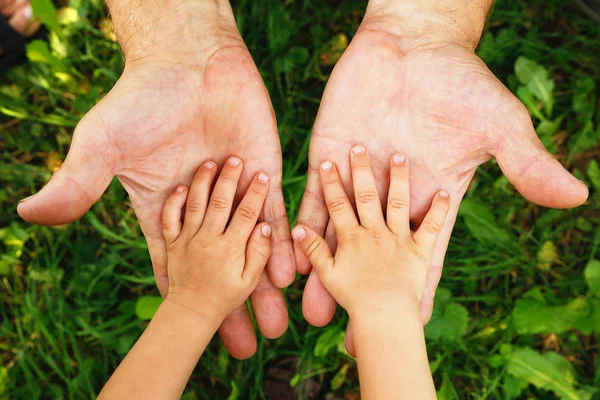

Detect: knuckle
[185, 200, 205, 213]
[305, 239, 323, 260]
[364, 227, 383, 241]
[209, 196, 229, 210]
[250, 186, 265, 196]
[356, 190, 379, 204]
[252, 241, 271, 260]
[388, 196, 409, 210]
[423, 220, 442, 235]
[237, 205, 257, 221]
[327, 197, 349, 213]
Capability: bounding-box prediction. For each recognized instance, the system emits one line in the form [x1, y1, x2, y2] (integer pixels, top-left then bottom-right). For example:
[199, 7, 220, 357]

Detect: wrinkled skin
[296, 27, 588, 354]
[17, 47, 295, 360]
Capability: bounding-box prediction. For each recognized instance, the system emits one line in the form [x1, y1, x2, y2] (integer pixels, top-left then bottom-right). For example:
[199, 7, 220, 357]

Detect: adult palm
[18, 47, 295, 359]
[297, 26, 588, 350]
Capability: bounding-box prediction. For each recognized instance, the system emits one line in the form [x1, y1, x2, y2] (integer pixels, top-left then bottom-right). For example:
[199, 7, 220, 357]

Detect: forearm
[350, 305, 436, 400]
[98, 299, 220, 400]
[105, 0, 242, 65]
[364, 0, 493, 51]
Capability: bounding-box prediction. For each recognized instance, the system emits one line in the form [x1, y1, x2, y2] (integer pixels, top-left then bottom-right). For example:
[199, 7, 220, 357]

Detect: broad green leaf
[458, 200, 512, 244]
[31, 0, 60, 31]
[515, 57, 555, 115]
[135, 296, 162, 320]
[503, 374, 529, 399]
[314, 325, 345, 357]
[573, 298, 600, 334]
[512, 297, 590, 334]
[506, 347, 580, 400]
[26, 40, 60, 66]
[425, 290, 469, 343]
[584, 260, 600, 296]
[586, 160, 600, 190]
[544, 352, 576, 385]
[515, 57, 540, 84]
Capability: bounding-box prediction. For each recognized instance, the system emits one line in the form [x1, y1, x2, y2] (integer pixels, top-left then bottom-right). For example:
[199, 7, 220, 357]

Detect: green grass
[1, 0, 600, 399]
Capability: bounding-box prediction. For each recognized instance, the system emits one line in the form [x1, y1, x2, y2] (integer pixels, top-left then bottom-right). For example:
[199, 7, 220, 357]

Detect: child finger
[350, 145, 385, 228]
[201, 156, 243, 235]
[292, 225, 334, 281]
[319, 160, 359, 234]
[161, 185, 188, 244]
[243, 223, 273, 284]
[413, 191, 451, 251]
[386, 154, 410, 236]
[182, 161, 218, 236]
[227, 172, 270, 241]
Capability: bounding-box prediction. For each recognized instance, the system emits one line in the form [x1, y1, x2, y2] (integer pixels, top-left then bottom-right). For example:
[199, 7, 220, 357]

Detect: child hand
[161, 157, 272, 324]
[292, 145, 450, 318]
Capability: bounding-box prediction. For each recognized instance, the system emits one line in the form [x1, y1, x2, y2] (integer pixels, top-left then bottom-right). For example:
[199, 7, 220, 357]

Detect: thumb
[244, 223, 273, 282]
[17, 115, 115, 225]
[492, 110, 588, 209]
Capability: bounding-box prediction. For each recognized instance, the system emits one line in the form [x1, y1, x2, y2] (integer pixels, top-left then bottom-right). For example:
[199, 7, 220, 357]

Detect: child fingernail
[176, 186, 186, 193]
[392, 154, 406, 164]
[258, 173, 270, 183]
[204, 161, 216, 169]
[352, 145, 366, 155]
[292, 227, 307, 241]
[439, 191, 449, 198]
[321, 161, 333, 171]
[261, 225, 272, 237]
[228, 156, 241, 167]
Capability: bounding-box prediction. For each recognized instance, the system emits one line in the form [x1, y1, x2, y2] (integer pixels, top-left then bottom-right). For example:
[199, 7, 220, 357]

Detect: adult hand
[17, 0, 295, 359]
[296, 0, 588, 353]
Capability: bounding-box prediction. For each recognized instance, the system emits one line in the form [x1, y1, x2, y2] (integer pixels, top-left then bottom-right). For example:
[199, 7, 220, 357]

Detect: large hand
[296, 5, 588, 351]
[17, 45, 295, 359]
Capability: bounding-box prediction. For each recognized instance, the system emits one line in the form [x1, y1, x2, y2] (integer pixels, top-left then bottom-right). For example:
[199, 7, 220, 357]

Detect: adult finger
[295, 165, 329, 275]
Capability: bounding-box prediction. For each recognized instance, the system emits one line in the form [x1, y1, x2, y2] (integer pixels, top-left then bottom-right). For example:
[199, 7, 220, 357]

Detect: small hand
[162, 157, 273, 324]
[293, 146, 450, 317]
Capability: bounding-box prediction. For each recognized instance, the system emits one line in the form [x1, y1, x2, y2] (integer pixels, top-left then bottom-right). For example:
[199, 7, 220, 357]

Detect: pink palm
[297, 28, 587, 350]
[18, 47, 294, 359]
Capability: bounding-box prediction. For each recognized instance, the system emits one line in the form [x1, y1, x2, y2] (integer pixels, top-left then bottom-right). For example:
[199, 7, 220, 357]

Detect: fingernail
[439, 191, 449, 198]
[176, 186, 186, 193]
[352, 145, 366, 155]
[204, 161, 216, 169]
[261, 224, 272, 237]
[19, 195, 33, 204]
[258, 173, 270, 183]
[321, 161, 333, 172]
[23, 5, 33, 21]
[392, 154, 406, 165]
[228, 157, 241, 167]
[292, 227, 307, 241]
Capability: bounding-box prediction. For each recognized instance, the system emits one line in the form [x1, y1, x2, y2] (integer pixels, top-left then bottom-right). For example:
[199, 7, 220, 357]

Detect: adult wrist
[362, 0, 493, 52]
[106, 0, 244, 67]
